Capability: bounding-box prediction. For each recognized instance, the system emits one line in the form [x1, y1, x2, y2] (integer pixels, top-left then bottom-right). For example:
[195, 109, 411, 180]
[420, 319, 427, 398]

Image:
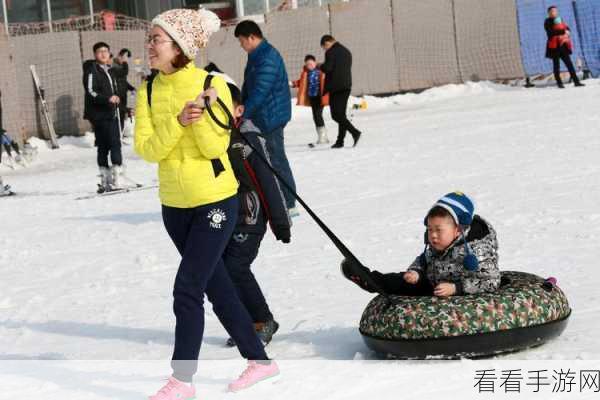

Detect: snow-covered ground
[1, 80, 599, 399]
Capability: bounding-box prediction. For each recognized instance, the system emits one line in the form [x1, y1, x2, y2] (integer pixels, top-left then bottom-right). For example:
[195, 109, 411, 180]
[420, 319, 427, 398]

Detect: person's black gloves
[273, 225, 291, 243]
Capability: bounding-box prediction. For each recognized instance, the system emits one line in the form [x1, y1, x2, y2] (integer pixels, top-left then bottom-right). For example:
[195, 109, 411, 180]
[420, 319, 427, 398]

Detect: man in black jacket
[83, 42, 123, 191]
[111, 48, 136, 130]
[319, 35, 361, 148]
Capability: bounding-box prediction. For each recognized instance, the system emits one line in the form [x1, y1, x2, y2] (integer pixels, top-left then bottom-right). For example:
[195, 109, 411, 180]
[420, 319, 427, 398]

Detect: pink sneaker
[228, 360, 280, 392]
[149, 377, 195, 400]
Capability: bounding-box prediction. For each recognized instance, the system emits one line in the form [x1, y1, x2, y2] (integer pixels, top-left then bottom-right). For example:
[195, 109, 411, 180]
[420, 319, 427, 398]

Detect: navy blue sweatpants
[223, 232, 274, 323]
[162, 196, 268, 382]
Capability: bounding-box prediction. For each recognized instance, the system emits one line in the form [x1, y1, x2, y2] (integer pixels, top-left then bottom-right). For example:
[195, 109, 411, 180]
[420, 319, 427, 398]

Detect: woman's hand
[434, 283, 456, 297]
[178, 101, 204, 126]
[404, 271, 420, 285]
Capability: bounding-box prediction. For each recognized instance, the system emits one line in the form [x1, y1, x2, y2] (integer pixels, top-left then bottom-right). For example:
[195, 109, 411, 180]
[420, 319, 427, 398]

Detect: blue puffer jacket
[242, 40, 291, 134]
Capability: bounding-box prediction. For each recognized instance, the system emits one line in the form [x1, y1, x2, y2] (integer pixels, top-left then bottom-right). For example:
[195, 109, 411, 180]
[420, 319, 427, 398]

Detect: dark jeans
[371, 271, 434, 296]
[162, 196, 268, 382]
[309, 96, 324, 128]
[224, 232, 273, 323]
[92, 118, 122, 167]
[552, 46, 579, 85]
[329, 89, 360, 145]
[264, 126, 296, 209]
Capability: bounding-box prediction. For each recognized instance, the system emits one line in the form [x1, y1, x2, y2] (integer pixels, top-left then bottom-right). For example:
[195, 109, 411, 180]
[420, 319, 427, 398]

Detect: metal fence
[1, 0, 597, 142]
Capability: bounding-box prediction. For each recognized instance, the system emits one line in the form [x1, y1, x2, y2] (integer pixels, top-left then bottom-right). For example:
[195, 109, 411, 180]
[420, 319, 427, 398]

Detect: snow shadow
[0, 319, 224, 349]
[66, 212, 161, 225]
[273, 326, 373, 360]
[1, 361, 148, 399]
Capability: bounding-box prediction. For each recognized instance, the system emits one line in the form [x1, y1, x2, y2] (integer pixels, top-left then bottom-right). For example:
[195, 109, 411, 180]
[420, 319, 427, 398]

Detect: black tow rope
[203, 95, 389, 297]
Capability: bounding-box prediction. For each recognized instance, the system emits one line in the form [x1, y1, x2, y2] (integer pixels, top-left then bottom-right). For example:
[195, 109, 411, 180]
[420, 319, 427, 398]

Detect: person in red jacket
[544, 6, 584, 89]
[291, 55, 330, 146]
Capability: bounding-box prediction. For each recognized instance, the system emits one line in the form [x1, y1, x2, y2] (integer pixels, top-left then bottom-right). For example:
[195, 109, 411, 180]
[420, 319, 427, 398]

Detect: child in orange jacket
[291, 55, 330, 146]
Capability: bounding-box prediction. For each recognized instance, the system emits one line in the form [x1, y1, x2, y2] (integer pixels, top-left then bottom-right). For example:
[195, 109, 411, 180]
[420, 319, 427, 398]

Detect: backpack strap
[203, 73, 234, 131]
[146, 70, 158, 107]
[204, 73, 227, 178]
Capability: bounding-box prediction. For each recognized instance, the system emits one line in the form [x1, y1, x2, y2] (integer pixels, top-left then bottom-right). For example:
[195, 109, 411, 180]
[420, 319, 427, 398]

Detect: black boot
[557, 82, 565, 89]
[331, 142, 344, 149]
[351, 131, 362, 147]
[574, 80, 585, 87]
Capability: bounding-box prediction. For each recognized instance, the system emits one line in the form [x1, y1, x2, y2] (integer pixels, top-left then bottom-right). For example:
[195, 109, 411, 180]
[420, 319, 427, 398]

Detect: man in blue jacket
[235, 20, 298, 216]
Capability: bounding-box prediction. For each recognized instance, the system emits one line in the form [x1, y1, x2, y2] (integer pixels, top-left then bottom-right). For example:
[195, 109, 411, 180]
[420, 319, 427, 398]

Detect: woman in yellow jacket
[136, 9, 279, 399]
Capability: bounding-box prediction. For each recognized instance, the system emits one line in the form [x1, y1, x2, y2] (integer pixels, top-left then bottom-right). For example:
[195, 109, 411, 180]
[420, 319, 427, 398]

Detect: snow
[1, 80, 599, 399]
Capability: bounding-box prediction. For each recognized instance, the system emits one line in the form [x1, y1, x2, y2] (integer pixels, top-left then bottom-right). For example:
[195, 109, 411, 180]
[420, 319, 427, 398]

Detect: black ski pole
[203, 95, 388, 296]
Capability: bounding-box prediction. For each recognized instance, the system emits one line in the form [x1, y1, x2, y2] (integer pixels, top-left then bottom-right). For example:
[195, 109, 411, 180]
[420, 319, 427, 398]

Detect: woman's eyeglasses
[146, 37, 174, 47]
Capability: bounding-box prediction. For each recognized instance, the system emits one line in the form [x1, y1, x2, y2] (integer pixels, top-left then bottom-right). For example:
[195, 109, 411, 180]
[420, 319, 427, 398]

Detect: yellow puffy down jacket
[134, 63, 238, 208]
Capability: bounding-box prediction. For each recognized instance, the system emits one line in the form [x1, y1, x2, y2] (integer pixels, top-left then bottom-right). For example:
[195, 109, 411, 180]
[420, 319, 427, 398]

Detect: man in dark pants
[111, 48, 136, 131]
[319, 35, 361, 148]
[544, 6, 584, 89]
[83, 42, 123, 191]
[235, 20, 299, 217]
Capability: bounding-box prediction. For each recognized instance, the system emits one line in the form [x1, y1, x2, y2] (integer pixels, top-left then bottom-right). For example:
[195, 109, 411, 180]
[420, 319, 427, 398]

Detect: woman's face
[147, 26, 180, 72]
[549, 8, 558, 18]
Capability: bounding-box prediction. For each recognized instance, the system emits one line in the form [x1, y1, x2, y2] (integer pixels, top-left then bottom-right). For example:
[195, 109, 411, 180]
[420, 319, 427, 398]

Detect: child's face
[549, 8, 558, 18]
[427, 215, 461, 252]
[305, 59, 317, 70]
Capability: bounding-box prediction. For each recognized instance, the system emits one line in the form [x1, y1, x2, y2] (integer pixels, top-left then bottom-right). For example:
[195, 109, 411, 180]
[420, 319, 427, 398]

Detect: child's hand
[434, 283, 456, 297]
[404, 271, 420, 284]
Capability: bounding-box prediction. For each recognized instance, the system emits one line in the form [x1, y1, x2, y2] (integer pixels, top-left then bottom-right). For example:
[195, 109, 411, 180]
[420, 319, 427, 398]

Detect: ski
[76, 184, 158, 200]
[30, 65, 60, 149]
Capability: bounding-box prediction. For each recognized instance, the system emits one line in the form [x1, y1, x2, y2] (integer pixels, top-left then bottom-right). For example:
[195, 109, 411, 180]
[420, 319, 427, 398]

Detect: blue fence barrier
[574, 0, 600, 77]
[516, 0, 585, 76]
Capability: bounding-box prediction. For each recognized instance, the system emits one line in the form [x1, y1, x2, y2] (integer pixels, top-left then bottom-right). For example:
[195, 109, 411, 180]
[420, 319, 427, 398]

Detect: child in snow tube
[342, 191, 500, 297]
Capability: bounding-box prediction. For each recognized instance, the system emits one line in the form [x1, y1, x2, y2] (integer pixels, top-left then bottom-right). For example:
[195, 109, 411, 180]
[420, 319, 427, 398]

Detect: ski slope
[1, 80, 599, 399]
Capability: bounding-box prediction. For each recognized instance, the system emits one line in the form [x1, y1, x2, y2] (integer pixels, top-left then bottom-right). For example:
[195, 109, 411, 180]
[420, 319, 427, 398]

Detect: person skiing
[544, 6, 584, 89]
[291, 54, 330, 147]
[83, 41, 124, 192]
[135, 9, 279, 400]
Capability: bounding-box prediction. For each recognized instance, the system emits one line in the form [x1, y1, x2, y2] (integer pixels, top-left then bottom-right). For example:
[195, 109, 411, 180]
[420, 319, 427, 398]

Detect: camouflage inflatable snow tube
[360, 271, 571, 359]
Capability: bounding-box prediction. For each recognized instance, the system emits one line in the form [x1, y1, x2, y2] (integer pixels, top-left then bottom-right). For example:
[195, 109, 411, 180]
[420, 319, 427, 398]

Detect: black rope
[203, 95, 389, 296]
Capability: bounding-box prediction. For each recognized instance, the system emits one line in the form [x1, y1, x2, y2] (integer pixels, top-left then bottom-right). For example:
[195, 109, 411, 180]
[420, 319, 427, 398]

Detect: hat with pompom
[152, 8, 221, 59]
